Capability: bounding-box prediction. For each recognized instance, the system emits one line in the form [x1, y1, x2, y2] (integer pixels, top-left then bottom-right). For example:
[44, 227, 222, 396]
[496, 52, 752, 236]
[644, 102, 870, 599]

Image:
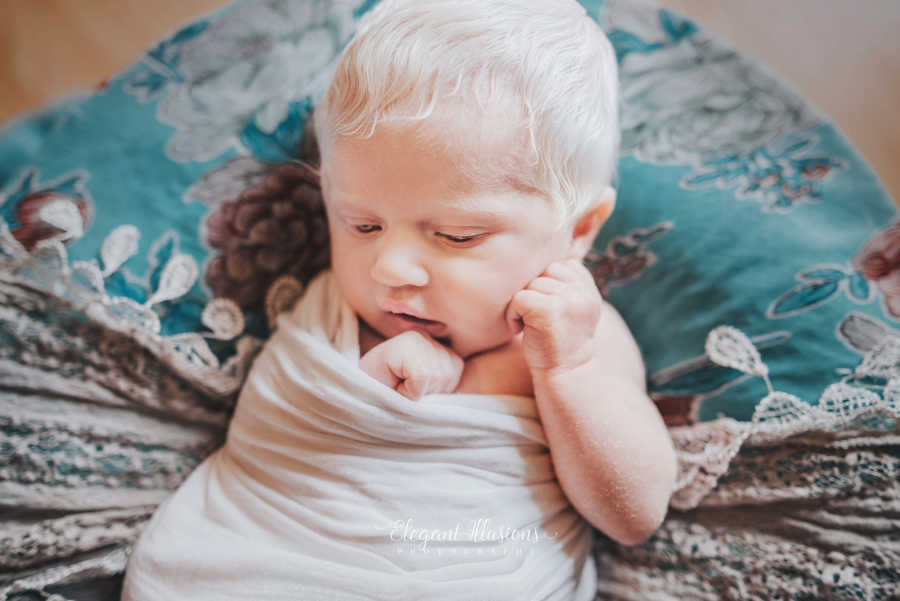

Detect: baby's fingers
[523, 275, 568, 296]
[385, 354, 425, 400]
[507, 288, 556, 331]
[396, 379, 424, 401]
[398, 365, 434, 400]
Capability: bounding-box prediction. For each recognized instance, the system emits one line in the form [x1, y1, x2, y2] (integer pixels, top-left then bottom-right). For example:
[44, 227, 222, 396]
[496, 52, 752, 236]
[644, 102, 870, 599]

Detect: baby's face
[320, 124, 573, 359]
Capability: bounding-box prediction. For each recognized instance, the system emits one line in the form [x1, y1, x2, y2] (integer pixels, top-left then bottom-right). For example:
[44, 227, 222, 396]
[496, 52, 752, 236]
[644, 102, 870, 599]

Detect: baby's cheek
[333, 242, 367, 277]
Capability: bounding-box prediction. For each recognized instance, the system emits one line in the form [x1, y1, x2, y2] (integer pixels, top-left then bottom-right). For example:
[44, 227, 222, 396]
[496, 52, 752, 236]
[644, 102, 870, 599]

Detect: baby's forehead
[386, 89, 530, 157]
[318, 93, 556, 217]
[326, 113, 532, 185]
[330, 175, 528, 214]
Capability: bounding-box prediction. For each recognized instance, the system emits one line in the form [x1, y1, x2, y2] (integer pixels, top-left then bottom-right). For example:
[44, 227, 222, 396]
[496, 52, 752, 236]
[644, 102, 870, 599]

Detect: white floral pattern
[123, 0, 359, 163]
[606, 0, 821, 166]
[0, 223, 267, 397]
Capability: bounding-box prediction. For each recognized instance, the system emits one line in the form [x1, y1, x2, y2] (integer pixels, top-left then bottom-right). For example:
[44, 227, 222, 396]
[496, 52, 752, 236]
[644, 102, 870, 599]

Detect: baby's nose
[370, 235, 429, 288]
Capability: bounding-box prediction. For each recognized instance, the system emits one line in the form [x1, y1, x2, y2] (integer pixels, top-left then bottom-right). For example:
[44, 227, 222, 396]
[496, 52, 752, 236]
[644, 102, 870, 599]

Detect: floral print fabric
[0, 0, 897, 599]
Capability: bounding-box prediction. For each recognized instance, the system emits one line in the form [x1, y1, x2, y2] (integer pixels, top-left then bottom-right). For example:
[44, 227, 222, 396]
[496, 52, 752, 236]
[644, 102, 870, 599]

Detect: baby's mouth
[391, 312, 441, 325]
[386, 311, 450, 339]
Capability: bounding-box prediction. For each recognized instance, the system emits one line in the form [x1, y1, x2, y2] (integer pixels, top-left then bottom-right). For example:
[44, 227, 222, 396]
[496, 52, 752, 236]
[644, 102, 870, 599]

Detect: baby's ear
[568, 187, 616, 260]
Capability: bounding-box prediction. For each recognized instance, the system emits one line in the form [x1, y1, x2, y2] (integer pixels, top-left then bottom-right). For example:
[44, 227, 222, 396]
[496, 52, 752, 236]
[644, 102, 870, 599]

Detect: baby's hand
[359, 330, 465, 400]
[506, 257, 604, 374]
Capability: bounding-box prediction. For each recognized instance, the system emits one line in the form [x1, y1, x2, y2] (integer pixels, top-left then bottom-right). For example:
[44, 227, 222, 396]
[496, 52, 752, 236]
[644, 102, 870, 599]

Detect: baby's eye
[437, 232, 479, 245]
[353, 224, 381, 234]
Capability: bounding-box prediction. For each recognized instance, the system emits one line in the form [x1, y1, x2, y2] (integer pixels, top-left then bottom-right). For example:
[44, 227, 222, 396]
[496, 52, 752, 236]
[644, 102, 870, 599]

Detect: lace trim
[595, 501, 898, 600]
[2, 508, 155, 571]
[0, 546, 128, 601]
[670, 325, 899, 510]
[0, 278, 236, 427]
[595, 416, 899, 600]
[0, 223, 306, 399]
[0, 389, 220, 499]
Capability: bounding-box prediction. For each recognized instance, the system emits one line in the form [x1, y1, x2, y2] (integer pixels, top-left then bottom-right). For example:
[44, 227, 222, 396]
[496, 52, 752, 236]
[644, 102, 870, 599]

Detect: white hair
[312, 0, 620, 230]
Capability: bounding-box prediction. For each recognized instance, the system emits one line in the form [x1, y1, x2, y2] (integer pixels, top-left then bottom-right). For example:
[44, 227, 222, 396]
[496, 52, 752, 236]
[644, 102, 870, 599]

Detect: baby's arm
[531, 301, 676, 546]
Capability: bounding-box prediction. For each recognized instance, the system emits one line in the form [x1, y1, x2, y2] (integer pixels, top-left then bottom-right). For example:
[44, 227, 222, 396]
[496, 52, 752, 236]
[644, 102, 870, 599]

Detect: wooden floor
[0, 0, 228, 122]
[1, 0, 898, 205]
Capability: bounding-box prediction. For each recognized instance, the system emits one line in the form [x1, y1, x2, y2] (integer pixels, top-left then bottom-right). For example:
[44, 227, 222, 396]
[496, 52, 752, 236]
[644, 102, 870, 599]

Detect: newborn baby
[122, 1, 676, 599]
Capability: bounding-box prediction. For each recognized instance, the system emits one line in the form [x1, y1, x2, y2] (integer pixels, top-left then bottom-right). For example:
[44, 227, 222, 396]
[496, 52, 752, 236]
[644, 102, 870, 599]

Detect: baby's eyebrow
[331, 191, 515, 222]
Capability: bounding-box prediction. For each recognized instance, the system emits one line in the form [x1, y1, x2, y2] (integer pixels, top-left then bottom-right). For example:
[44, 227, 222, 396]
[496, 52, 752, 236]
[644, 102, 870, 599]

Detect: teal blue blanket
[1, 0, 897, 599]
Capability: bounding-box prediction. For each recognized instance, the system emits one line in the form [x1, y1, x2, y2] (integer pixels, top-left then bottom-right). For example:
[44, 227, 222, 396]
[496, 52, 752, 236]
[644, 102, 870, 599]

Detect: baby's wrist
[530, 346, 599, 380]
[530, 354, 600, 398]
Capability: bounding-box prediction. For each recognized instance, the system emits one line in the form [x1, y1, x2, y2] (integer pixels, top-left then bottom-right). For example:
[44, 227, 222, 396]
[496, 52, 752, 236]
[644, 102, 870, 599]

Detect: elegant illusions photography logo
[378, 517, 559, 555]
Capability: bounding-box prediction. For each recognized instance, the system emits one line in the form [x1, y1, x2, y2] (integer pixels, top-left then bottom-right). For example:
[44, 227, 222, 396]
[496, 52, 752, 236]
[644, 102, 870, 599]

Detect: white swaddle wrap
[122, 269, 597, 601]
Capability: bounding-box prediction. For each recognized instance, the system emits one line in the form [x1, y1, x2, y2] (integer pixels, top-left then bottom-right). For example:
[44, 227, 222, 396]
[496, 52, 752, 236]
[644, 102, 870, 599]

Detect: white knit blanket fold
[121, 269, 596, 601]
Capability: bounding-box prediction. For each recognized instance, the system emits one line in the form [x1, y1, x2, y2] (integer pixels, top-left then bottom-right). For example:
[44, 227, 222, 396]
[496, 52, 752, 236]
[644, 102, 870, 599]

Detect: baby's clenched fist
[359, 330, 464, 400]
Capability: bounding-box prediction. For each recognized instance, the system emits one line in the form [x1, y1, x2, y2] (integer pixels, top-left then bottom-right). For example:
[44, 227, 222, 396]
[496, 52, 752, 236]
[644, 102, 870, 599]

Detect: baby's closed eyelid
[351, 223, 475, 237]
[437, 232, 478, 243]
[348, 222, 487, 248]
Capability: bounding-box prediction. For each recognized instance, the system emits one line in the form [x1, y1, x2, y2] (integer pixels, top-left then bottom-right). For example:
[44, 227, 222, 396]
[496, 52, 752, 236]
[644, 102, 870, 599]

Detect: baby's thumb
[505, 294, 525, 336]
